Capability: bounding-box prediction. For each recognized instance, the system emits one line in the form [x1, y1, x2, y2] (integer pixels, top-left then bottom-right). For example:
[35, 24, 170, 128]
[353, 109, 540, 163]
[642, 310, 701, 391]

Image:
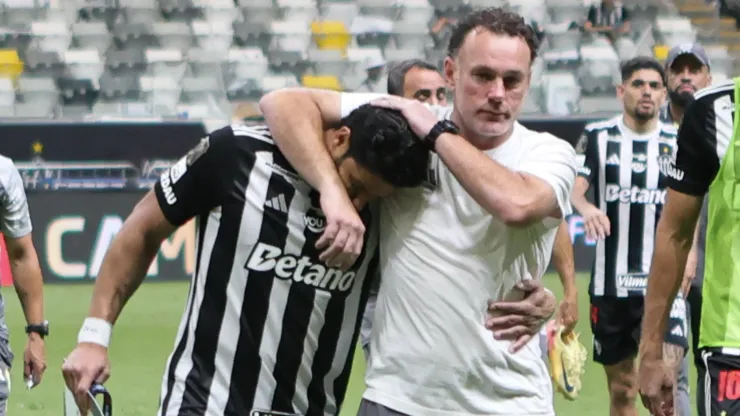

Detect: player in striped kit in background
[571, 57, 691, 416]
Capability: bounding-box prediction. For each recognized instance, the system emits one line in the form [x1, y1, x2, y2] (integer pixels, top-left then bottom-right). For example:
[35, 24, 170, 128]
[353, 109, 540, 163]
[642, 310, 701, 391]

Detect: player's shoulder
[658, 121, 678, 137]
[521, 126, 575, 155]
[584, 115, 620, 133]
[694, 79, 734, 103]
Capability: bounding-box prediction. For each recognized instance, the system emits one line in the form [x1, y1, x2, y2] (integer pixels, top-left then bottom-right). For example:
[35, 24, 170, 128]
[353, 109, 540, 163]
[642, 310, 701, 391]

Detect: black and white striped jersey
[667, 80, 734, 197]
[153, 124, 379, 416]
[576, 115, 678, 297]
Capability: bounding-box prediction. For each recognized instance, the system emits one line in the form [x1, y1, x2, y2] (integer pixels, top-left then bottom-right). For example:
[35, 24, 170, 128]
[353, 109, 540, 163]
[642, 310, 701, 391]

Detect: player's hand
[485, 280, 557, 353]
[62, 343, 111, 415]
[370, 96, 438, 139]
[581, 205, 610, 240]
[557, 290, 579, 336]
[23, 333, 46, 388]
[638, 352, 675, 416]
[316, 182, 365, 271]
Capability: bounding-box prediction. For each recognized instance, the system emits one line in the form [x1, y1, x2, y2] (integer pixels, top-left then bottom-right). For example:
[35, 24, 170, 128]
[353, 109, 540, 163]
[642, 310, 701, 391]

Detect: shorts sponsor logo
[605, 184, 666, 205]
[617, 273, 648, 291]
[245, 242, 356, 292]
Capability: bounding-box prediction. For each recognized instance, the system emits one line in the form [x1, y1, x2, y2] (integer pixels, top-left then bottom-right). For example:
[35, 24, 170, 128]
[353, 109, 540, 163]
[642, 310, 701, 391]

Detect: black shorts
[590, 295, 689, 365]
[698, 349, 740, 416]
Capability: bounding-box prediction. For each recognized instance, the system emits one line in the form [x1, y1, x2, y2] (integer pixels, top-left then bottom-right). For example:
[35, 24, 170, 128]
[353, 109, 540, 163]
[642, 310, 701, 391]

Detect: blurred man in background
[571, 57, 690, 416]
[659, 42, 712, 411]
[0, 154, 47, 414]
[386, 59, 448, 107]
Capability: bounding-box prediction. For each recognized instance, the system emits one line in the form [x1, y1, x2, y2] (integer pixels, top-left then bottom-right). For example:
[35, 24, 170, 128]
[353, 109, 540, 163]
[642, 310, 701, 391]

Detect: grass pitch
[1, 274, 696, 415]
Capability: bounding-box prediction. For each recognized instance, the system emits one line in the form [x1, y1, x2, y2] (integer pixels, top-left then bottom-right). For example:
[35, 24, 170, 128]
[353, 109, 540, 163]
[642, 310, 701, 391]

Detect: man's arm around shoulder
[434, 131, 577, 227]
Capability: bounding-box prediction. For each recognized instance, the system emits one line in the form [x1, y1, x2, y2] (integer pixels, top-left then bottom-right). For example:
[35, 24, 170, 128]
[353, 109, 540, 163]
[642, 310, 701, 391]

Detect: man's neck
[451, 108, 514, 151]
[622, 113, 658, 134]
[669, 102, 684, 124]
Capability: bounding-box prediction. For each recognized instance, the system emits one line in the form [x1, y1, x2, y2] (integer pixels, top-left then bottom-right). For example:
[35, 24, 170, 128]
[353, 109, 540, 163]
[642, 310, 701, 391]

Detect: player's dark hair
[621, 57, 667, 85]
[387, 59, 440, 96]
[339, 104, 429, 188]
[447, 7, 539, 64]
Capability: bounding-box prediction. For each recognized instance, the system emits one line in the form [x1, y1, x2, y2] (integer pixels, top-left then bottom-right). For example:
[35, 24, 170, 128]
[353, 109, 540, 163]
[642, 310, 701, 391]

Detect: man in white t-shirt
[259, 7, 576, 416]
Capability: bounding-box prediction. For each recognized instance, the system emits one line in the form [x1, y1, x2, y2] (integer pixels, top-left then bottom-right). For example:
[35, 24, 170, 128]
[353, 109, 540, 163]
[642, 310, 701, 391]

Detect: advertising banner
[25, 191, 195, 284]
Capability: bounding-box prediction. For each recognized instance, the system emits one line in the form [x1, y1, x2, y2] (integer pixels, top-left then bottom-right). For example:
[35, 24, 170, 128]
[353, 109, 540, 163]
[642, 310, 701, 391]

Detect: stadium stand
[0, 0, 728, 121]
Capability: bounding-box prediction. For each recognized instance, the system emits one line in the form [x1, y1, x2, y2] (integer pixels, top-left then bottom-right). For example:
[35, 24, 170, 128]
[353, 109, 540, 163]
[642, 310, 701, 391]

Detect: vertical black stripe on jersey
[160, 214, 210, 411]
[224, 168, 296, 413]
[177, 156, 255, 414]
[270, 190, 322, 413]
[627, 140, 647, 272]
[332, 252, 379, 411]
[303, 208, 375, 416]
[603, 135, 621, 296]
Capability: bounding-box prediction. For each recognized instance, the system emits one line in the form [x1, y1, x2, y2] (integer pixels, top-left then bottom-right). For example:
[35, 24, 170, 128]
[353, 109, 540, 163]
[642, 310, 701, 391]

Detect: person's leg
[591, 296, 640, 416]
[675, 355, 691, 416]
[0, 362, 9, 416]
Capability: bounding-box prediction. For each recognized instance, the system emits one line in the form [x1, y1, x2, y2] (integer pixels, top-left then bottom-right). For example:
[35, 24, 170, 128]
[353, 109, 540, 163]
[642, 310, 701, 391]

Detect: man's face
[618, 69, 666, 121]
[667, 54, 711, 107]
[444, 29, 531, 143]
[324, 127, 395, 210]
[403, 67, 448, 106]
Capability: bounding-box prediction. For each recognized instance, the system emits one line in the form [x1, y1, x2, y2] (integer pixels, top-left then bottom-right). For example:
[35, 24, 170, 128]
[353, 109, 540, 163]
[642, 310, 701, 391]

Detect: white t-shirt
[340, 93, 577, 416]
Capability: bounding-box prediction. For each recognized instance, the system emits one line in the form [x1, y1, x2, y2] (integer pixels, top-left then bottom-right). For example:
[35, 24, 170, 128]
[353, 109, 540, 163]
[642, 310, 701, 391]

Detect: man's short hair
[621, 56, 667, 85]
[387, 59, 440, 96]
[447, 7, 540, 64]
[339, 104, 429, 188]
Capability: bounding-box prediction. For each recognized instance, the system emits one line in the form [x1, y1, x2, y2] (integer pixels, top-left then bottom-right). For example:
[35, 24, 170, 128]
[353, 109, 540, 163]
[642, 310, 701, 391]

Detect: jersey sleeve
[154, 126, 245, 226]
[575, 129, 599, 185]
[517, 135, 577, 219]
[666, 97, 720, 196]
[0, 159, 32, 239]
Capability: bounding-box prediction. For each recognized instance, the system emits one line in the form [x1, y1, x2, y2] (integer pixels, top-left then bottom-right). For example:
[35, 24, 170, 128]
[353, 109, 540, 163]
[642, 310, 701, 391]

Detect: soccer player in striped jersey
[570, 57, 690, 416]
[60, 105, 431, 416]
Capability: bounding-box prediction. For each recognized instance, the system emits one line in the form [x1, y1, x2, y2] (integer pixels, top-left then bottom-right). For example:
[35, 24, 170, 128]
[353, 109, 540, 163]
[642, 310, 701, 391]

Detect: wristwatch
[424, 120, 460, 152]
[25, 320, 49, 338]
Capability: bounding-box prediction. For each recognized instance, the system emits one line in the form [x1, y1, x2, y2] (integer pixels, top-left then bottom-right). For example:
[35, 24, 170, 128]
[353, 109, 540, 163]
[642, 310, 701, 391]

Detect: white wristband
[78, 318, 112, 348]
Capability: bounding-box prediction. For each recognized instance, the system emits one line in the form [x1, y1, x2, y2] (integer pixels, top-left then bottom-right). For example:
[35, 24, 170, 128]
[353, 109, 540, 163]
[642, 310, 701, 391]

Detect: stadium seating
[0, 0, 729, 121]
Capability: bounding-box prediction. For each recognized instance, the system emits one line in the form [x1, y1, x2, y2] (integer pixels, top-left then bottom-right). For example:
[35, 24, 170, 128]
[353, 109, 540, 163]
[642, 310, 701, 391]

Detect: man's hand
[557, 291, 579, 335]
[370, 96, 438, 139]
[639, 352, 675, 416]
[62, 343, 111, 415]
[316, 183, 365, 271]
[581, 205, 610, 240]
[485, 280, 557, 353]
[23, 333, 46, 387]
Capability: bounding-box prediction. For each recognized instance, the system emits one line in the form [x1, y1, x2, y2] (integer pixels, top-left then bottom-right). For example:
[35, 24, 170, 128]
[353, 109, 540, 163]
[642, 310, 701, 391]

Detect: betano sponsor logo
[245, 242, 355, 292]
[605, 184, 666, 205]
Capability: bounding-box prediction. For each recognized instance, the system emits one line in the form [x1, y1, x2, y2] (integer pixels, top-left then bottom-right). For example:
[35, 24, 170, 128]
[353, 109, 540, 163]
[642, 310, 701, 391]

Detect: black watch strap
[424, 120, 460, 152]
[25, 320, 49, 337]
